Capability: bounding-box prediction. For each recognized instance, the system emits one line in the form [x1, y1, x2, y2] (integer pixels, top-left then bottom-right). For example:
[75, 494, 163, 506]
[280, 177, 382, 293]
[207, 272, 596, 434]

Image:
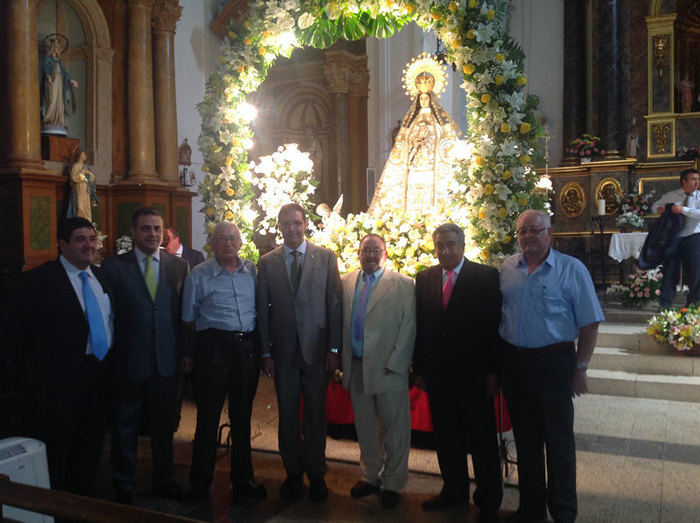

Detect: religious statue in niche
[178, 138, 196, 187]
[302, 128, 323, 180]
[678, 75, 694, 113]
[40, 34, 78, 135]
[368, 53, 460, 215]
[66, 146, 97, 222]
[558, 182, 586, 219]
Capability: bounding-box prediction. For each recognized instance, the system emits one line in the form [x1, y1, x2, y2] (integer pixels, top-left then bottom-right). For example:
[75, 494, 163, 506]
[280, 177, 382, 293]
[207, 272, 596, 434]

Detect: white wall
[174, 0, 220, 251]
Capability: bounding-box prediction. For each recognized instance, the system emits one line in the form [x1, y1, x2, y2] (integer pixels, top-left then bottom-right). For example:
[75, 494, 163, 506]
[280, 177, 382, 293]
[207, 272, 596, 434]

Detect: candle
[597, 199, 606, 216]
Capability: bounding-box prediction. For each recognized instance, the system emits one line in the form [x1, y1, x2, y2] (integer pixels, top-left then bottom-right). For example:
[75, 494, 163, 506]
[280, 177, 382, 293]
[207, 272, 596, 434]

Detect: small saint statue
[66, 147, 98, 222]
[40, 34, 78, 135]
[368, 53, 459, 216]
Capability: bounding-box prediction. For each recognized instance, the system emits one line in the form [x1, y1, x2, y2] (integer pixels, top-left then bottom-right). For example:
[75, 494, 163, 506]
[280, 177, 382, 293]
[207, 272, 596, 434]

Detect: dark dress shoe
[421, 492, 468, 511]
[185, 487, 209, 504]
[478, 509, 499, 522]
[505, 510, 548, 522]
[153, 484, 183, 500]
[350, 480, 381, 498]
[114, 489, 132, 505]
[280, 474, 304, 501]
[246, 480, 267, 500]
[381, 490, 400, 509]
[308, 479, 328, 502]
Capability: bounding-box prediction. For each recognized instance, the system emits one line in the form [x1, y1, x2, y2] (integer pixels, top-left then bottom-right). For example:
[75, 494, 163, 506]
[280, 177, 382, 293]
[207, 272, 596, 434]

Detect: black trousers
[502, 343, 577, 523]
[112, 371, 178, 492]
[426, 368, 503, 512]
[31, 355, 112, 496]
[660, 232, 700, 307]
[190, 329, 260, 490]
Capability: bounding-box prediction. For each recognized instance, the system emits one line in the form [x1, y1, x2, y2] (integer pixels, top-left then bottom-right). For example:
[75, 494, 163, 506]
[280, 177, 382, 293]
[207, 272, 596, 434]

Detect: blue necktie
[79, 271, 109, 361]
[353, 273, 375, 343]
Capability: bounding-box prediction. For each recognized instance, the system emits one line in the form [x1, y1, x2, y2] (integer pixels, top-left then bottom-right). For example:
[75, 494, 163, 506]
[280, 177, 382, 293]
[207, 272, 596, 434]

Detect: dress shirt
[59, 255, 114, 354]
[350, 267, 384, 358]
[182, 257, 256, 332]
[441, 256, 465, 285]
[653, 188, 700, 237]
[134, 246, 160, 284]
[174, 243, 184, 257]
[283, 239, 307, 279]
[499, 248, 604, 348]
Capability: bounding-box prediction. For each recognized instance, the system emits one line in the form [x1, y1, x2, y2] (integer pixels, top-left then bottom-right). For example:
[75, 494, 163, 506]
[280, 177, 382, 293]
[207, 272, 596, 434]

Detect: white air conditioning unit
[366, 167, 376, 206]
[0, 437, 53, 523]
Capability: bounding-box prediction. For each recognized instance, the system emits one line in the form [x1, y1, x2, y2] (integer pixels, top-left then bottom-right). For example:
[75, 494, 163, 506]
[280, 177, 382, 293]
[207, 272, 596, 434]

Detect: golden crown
[402, 52, 447, 98]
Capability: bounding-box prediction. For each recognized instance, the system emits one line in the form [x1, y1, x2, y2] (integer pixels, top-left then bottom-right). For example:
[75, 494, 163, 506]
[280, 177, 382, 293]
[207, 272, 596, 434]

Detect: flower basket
[565, 133, 606, 161]
[647, 305, 700, 353]
[607, 268, 663, 308]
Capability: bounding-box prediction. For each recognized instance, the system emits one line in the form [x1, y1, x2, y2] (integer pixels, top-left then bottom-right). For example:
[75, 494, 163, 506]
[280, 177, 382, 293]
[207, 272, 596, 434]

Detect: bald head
[211, 222, 242, 264]
[517, 210, 551, 229]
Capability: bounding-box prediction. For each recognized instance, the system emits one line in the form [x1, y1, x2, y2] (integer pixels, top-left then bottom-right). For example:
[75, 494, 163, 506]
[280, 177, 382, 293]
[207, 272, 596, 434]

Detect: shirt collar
[283, 239, 307, 257]
[211, 255, 248, 276]
[134, 246, 160, 263]
[517, 248, 556, 270]
[442, 256, 465, 277]
[361, 267, 384, 281]
[59, 255, 93, 278]
[175, 243, 183, 256]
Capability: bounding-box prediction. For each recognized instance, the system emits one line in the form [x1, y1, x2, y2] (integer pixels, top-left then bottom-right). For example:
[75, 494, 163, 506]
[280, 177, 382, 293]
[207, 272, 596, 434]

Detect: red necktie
[442, 270, 455, 308]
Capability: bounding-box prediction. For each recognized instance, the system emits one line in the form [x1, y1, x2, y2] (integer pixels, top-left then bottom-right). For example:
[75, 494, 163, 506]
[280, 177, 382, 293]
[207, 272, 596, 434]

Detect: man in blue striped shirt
[181, 222, 265, 506]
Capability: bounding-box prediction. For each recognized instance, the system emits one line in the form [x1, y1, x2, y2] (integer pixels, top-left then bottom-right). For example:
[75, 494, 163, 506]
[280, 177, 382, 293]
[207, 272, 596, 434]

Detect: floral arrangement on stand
[115, 235, 133, 255]
[614, 190, 655, 231]
[197, 0, 547, 267]
[565, 133, 605, 160]
[647, 305, 700, 352]
[606, 268, 662, 308]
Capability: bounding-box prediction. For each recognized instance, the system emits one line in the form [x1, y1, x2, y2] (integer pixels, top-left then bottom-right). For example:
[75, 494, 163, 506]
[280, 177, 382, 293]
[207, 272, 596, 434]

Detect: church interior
[0, 0, 698, 521]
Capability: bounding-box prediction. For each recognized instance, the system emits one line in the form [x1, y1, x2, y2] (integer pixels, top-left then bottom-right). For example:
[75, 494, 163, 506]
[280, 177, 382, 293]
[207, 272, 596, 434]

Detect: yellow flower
[521, 154, 531, 164]
[497, 207, 507, 218]
[219, 56, 226, 63]
[466, 29, 475, 39]
[232, 138, 240, 147]
[475, 156, 486, 167]
[431, 11, 443, 21]
[449, 1, 458, 12]
[244, 37, 252, 45]
[237, 65, 245, 74]
[502, 169, 512, 180]
[226, 187, 234, 197]
[224, 156, 233, 167]
[463, 63, 475, 75]
[494, 74, 505, 86]
[484, 184, 495, 194]
[228, 31, 237, 40]
[405, 2, 414, 13]
[244, 20, 252, 29]
[516, 76, 527, 86]
[501, 123, 511, 133]
[263, 30, 272, 38]
[478, 208, 487, 219]
[503, 235, 512, 243]
[518, 197, 528, 206]
[481, 248, 490, 259]
[520, 122, 531, 134]
[495, 53, 505, 62]
[487, 9, 495, 20]
[258, 47, 266, 55]
[225, 210, 234, 220]
[468, 0, 478, 8]
[481, 93, 491, 103]
[205, 207, 214, 217]
[385, 0, 393, 6]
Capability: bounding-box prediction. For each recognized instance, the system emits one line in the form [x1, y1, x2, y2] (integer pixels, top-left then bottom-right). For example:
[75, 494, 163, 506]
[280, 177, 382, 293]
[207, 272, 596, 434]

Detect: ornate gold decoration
[595, 177, 622, 215]
[558, 182, 586, 218]
[152, 0, 182, 32]
[652, 34, 669, 77]
[652, 123, 670, 153]
[402, 53, 448, 98]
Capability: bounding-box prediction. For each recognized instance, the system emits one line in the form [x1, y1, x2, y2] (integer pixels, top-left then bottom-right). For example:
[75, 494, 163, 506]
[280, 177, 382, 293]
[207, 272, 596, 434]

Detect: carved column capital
[128, 0, 155, 8]
[324, 50, 360, 94]
[349, 69, 369, 98]
[152, 0, 182, 33]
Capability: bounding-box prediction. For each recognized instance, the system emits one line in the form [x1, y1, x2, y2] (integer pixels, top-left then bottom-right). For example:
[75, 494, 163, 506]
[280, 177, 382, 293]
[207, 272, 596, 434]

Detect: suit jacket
[14, 259, 114, 420]
[256, 242, 342, 366]
[340, 269, 416, 394]
[638, 203, 685, 269]
[102, 250, 188, 380]
[413, 258, 501, 380]
[181, 245, 205, 269]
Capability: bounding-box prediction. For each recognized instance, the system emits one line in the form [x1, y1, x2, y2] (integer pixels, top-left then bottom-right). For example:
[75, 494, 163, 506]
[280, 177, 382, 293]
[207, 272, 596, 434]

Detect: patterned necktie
[290, 250, 302, 293]
[144, 255, 157, 300]
[442, 269, 455, 308]
[353, 273, 375, 341]
[79, 271, 109, 361]
[683, 192, 692, 207]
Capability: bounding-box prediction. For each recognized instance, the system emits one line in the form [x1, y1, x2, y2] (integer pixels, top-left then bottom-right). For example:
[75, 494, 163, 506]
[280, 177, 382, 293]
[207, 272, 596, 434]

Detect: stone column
[324, 52, 354, 213]
[596, 0, 629, 157]
[562, 0, 587, 157]
[152, 0, 182, 184]
[127, 0, 158, 180]
[0, 0, 44, 169]
[348, 64, 369, 213]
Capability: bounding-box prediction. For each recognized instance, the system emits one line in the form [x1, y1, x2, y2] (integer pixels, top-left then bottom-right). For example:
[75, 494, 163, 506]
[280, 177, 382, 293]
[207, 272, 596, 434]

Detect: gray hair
[212, 221, 241, 240]
[432, 223, 465, 245]
[517, 210, 551, 228]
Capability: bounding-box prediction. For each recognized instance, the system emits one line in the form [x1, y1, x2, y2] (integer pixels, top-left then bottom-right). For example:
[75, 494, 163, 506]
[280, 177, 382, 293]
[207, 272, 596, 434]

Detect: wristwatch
[329, 347, 340, 354]
[575, 362, 588, 371]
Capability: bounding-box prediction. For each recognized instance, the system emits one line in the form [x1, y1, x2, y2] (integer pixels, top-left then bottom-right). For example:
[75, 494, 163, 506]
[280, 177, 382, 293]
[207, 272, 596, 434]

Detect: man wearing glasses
[499, 210, 604, 523]
[181, 222, 266, 505]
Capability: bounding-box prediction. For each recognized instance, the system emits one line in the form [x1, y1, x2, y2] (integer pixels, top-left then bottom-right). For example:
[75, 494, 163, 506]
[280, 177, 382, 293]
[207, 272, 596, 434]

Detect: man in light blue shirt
[181, 222, 265, 506]
[499, 210, 603, 523]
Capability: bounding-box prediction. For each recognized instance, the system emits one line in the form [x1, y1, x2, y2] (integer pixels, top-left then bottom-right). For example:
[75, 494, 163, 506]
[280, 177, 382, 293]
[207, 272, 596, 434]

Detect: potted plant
[565, 134, 606, 163]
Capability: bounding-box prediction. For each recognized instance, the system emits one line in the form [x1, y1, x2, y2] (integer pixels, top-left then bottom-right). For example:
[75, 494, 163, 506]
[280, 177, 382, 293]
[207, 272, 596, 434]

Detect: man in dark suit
[15, 217, 113, 496]
[165, 226, 205, 269]
[256, 203, 342, 502]
[102, 207, 188, 504]
[413, 223, 503, 518]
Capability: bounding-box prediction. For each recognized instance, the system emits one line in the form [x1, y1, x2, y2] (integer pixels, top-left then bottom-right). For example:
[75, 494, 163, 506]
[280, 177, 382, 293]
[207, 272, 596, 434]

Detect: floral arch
[198, 0, 547, 267]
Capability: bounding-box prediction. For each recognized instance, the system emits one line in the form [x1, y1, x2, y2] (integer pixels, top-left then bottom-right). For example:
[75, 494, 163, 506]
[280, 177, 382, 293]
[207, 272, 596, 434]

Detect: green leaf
[337, 15, 366, 40]
[366, 14, 397, 39]
[299, 18, 338, 49]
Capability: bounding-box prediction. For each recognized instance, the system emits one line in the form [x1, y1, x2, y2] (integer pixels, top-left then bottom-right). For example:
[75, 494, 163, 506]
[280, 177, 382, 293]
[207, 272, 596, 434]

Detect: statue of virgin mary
[368, 54, 460, 216]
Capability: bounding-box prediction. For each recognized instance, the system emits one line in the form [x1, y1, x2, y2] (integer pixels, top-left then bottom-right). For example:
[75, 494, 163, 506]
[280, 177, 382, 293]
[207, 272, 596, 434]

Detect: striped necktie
[79, 271, 109, 360]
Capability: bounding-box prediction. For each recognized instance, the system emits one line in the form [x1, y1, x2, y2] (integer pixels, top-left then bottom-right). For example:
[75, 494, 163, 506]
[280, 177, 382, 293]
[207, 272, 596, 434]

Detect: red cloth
[325, 381, 354, 424]
[409, 385, 434, 431]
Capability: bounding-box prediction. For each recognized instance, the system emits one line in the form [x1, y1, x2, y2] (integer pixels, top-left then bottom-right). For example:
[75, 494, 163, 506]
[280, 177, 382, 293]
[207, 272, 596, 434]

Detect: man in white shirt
[653, 168, 700, 307]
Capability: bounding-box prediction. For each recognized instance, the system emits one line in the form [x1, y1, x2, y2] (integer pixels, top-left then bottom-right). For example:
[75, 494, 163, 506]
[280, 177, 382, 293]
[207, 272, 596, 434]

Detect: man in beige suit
[256, 203, 342, 503]
[341, 234, 416, 509]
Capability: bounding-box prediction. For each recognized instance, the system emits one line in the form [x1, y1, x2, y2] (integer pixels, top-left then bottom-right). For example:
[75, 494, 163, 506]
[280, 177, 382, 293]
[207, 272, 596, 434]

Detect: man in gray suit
[256, 203, 342, 503]
[102, 207, 189, 505]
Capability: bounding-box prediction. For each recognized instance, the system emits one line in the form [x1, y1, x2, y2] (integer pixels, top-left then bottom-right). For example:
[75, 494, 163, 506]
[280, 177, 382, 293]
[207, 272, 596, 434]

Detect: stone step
[590, 347, 700, 377]
[587, 369, 700, 403]
[601, 306, 657, 324]
[596, 323, 668, 352]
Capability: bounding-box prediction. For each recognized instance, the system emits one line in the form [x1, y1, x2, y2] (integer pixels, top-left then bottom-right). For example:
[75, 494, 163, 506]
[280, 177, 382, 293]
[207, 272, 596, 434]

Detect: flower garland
[198, 0, 545, 264]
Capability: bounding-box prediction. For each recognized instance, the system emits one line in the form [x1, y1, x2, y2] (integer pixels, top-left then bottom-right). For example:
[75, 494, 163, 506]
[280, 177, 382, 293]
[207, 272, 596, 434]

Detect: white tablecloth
[608, 232, 648, 262]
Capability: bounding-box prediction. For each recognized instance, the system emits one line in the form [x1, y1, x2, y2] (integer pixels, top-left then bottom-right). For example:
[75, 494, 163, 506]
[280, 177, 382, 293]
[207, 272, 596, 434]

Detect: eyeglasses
[360, 247, 384, 255]
[215, 235, 240, 244]
[516, 227, 547, 237]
